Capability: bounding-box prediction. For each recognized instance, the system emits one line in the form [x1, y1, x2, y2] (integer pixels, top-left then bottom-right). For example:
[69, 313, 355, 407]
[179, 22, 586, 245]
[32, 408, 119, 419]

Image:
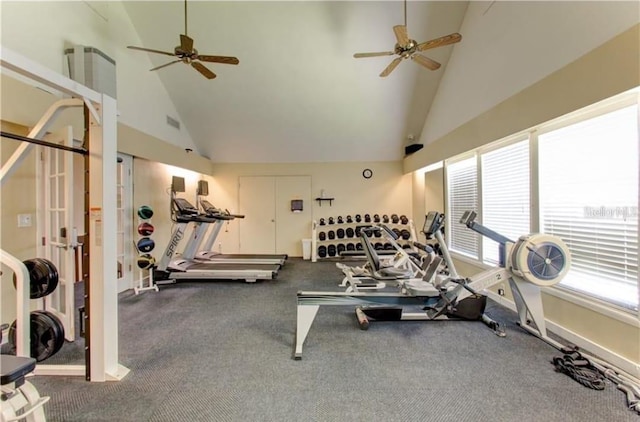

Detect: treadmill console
[423, 212, 444, 237]
[200, 199, 220, 214]
[173, 198, 199, 216]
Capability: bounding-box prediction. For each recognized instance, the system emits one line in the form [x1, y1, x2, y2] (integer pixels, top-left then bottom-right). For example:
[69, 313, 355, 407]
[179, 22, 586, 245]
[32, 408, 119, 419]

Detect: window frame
[443, 89, 640, 316]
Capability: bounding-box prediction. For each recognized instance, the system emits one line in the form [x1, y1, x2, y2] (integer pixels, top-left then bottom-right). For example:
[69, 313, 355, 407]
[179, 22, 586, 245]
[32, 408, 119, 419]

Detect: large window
[444, 95, 639, 312]
[539, 105, 638, 310]
[446, 157, 478, 258]
[481, 140, 530, 265]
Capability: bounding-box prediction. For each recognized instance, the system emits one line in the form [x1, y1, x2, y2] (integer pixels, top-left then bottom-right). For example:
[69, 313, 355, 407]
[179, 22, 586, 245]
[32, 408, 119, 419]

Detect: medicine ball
[319, 218, 326, 226]
[328, 230, 335, 240]
[400, 215, 409, 225]
[382, 214, 389, 223]
[137, 254, 156, 270]
[137, 222, 155, 236]
[137, 205, 154, 220]
[346, 243, 355, 251]
[337, 228, 345, 239]
[337, 216, 344, 224]
[373, 214, 380, 223]
[391, 214, 399, 224]
[137, 237, 155, 253]
[364, 214, 371, 223]
[337, 244, 346, 255]
[346, 215, 353, 223]
[328, 217, 335, 225]
[355, 214, 362, 223]
[318, 246, 327, 258]
[346, 227, 355, 238]
[327, 244, 337, 257]
[319, 232, 326, 241]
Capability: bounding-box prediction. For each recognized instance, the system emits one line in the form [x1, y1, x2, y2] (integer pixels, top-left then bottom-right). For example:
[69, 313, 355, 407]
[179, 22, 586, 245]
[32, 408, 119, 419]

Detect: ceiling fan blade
[149, 60, 182, 72]
[393, 25, 410, 46]
[411, 54, 441, 70]
[128, 46, 176, 57]
[353, 51, 395, 58]
[192, 61, 217, 79]
[379, 57, 403, 77]
[417, 33, 462, 52]
[180, 34, 194, 53]
[197, 55, 239, 65]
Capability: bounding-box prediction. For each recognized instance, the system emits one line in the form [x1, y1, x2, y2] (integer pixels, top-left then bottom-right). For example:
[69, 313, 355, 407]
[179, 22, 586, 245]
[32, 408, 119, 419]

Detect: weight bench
[1, 355, 49, 422]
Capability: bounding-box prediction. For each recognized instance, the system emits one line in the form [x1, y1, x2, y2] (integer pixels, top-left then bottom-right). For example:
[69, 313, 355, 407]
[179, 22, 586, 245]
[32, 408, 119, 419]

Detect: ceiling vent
[166, 115, 181, 130]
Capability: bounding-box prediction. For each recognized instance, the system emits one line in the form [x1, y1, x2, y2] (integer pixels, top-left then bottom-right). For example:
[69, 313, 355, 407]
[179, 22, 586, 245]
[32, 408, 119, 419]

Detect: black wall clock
[362, 169, 373, 179]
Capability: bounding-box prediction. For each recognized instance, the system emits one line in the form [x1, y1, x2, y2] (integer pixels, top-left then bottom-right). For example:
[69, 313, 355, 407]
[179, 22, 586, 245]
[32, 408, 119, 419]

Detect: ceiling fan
[127, 0, 239, 80]
[353, 0, 462, 77]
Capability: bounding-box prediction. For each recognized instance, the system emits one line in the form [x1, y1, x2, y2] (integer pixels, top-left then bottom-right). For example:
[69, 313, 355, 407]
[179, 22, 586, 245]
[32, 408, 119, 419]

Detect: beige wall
[1, 122, 39, 324]
[208, 162, 412, 256]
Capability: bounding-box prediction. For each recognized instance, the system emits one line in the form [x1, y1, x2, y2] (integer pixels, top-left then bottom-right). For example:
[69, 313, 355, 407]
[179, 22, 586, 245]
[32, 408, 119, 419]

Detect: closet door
[238, 176, 276, 254]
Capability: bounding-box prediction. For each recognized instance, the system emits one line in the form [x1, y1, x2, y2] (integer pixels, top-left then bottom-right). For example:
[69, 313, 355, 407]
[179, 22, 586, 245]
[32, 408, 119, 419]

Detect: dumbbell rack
[311, 215, 417, 262]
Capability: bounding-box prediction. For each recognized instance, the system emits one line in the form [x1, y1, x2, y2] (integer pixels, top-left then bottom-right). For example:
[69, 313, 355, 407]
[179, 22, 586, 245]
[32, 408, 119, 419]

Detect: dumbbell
[364, 214, 371, 223]
[328, 217, 335, 225]
[400, 215, 408, 225]
[355, 214, 362, 223]
[346, 243, 355, 251]
[328, 230, 335, 240]
[346, 228, 355, 238]
[391, 214, 399, 224]
[319, 232, 326, 241]
[318, 245, 327, 258]
[382, 214, 389, 223]
[319, 218, 326, 226]
[384, 243, 394, 250]
[400, 229, 411, 240]
[337, 228, 345, 239]
[346, 215, 353, 223]
[373, 214, 380, 223]
[327, 244, 337, 257]
[337, 216, 344, 224]
[337, 244, 346, 255]
[356, 243, 363, 251]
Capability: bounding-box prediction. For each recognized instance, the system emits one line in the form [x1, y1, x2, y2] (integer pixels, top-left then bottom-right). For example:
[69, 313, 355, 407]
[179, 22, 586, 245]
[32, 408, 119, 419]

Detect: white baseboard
[485, 290, 640, 381]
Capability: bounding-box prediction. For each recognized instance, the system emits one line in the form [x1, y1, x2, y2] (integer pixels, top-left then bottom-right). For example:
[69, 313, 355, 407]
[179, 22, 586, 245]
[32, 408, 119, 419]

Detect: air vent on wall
[166, 115, 181, 130]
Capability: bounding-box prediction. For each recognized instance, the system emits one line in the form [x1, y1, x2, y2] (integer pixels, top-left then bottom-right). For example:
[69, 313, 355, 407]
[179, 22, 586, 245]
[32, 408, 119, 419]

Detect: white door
[238, 176, 276, 254]
[116, 154, 133, 293]
[38, 126, 76, 341]
[238, 176, 312, 256]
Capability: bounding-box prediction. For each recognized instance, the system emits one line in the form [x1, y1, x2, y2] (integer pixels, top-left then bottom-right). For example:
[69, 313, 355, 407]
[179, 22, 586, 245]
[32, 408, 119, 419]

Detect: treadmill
[195, 196, 287, 266]
[154, 195, 280, 284]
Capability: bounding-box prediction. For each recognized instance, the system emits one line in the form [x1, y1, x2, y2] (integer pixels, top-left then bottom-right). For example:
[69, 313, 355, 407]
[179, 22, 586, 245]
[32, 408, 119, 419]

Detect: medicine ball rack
[311, 214, 417, 262]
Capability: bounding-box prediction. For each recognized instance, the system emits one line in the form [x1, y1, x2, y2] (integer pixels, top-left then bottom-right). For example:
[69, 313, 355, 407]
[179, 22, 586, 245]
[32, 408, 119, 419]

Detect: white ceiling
[122, 1, 468, 163]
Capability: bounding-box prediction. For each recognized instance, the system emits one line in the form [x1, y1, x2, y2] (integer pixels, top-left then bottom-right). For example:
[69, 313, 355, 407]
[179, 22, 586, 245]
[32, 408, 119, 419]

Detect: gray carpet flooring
[27, 259, 638, 421]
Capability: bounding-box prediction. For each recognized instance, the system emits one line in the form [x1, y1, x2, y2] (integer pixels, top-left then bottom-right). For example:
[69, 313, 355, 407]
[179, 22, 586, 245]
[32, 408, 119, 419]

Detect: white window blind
[447, 157, 478, 258]
[539, 105, 638, 310]
[481, 140, 530, 265]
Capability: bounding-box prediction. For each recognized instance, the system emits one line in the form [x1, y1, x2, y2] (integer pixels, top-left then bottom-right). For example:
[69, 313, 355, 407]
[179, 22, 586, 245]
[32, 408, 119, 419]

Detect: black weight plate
[38, 259, 60, 297]
[33, 311, 65, 356]
[337, 229, 345, 239]
[9, 312, 62, 362]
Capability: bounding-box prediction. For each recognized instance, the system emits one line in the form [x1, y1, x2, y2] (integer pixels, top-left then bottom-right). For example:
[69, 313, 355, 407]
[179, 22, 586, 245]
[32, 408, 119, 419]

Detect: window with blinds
[481, 140, 530, 265]
[538, 104, 639, 310]
[446, 157, 478, 258]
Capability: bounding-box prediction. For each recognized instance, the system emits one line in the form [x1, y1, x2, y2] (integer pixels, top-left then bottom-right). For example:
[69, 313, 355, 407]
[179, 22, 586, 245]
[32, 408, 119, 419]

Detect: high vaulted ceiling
[123, 1, 468, 163]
